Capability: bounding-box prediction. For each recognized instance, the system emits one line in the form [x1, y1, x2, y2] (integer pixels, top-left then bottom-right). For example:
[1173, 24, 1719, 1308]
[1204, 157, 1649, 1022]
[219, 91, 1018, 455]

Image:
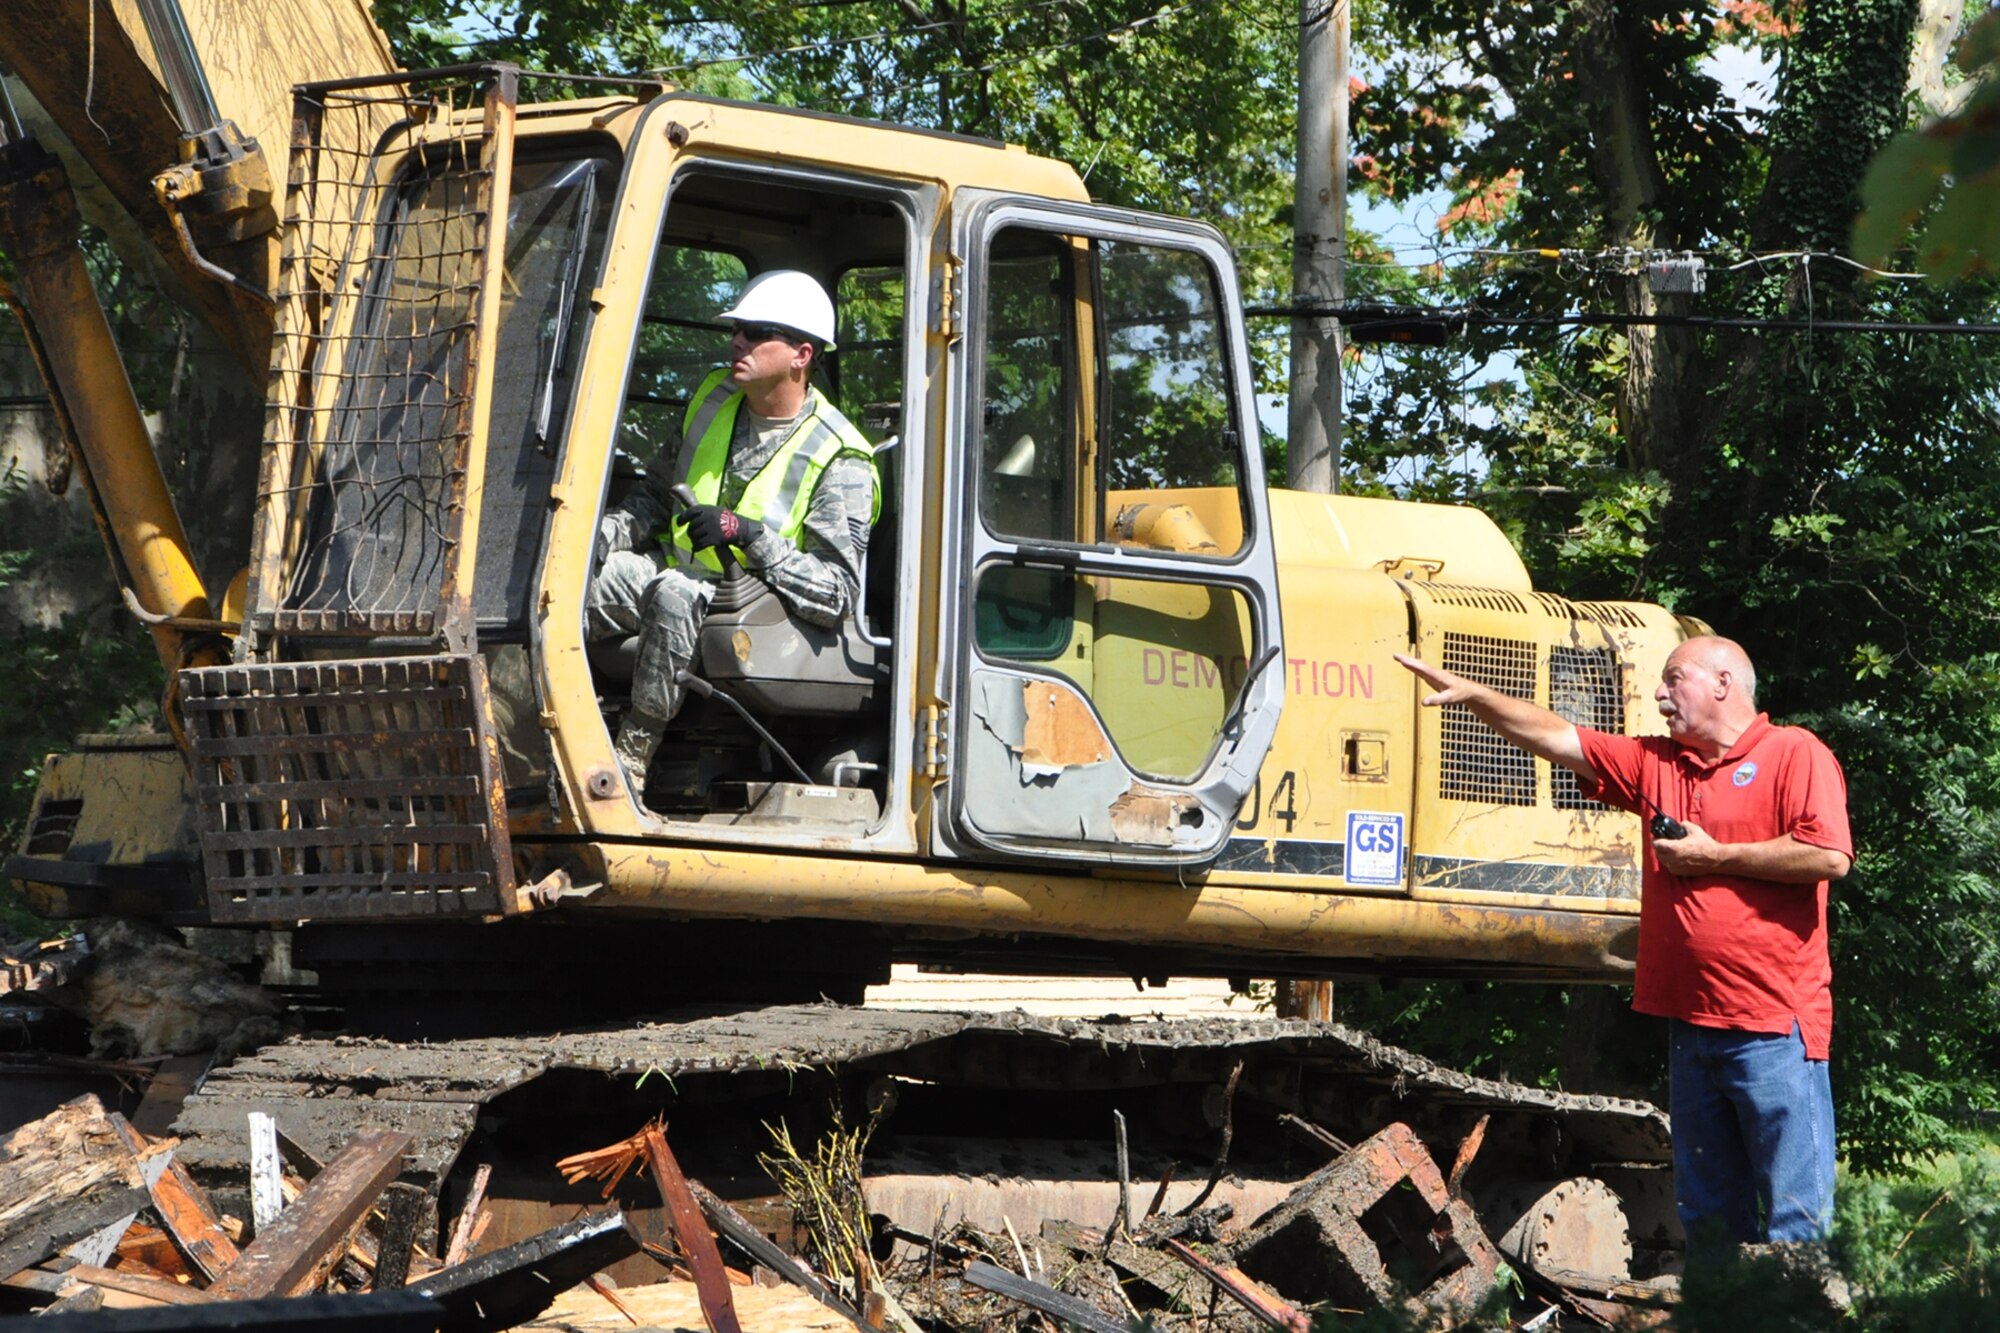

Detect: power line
[1245, 303, 2000, 337]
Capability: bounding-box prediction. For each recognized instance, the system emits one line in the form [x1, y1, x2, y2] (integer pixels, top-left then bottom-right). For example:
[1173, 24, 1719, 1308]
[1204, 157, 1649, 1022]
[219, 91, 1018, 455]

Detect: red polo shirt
[1576, 716, 1852, 1058]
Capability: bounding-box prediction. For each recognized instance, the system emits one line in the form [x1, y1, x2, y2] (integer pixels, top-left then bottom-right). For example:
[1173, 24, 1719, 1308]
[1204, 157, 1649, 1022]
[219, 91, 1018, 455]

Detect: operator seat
[586, 437, 896, 717]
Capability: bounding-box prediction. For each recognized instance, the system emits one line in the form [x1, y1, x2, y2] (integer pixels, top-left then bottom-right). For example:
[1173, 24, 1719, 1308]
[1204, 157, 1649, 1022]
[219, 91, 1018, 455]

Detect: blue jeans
[1668, 1018, 1834, 1244]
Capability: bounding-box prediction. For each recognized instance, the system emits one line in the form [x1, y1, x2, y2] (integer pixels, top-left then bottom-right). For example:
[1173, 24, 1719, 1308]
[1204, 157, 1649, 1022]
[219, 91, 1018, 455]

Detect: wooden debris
[111, 1222, 189, 1278]
[583, 1271, 642, 1326]
[372, 1182, 430, 1291]
[1163, 1238, 1312, 1333]
[208, 1129, 411, 1300]
[962, 1258, 1144, 1333]
[644, 1123, 745, 1333]
[0, 1094, 149, 1280]
[1277, 1111, 1351, 1159]
[247, 1111, 285, 1235]
[56, 1259, 221, 1305]
[1041, 1219, 1223, 1318]
[443, 1161, 494, 1267]
[1448, 1113, 1490, 1197]
[129, 1053, 211, 1138]
[1176, 1059, 1245, 1216]
[39, 1283, 106, 1315]
[0, 935, 88, 994]
[524, 1277, 858, 1330]
[688, 1179, 867, 1329]
[108, 1114, 240, 1283]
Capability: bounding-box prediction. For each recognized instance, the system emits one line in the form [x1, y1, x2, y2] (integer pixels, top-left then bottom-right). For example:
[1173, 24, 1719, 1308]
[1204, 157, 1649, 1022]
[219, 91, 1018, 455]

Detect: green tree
[1332, 0, 2000, 1170]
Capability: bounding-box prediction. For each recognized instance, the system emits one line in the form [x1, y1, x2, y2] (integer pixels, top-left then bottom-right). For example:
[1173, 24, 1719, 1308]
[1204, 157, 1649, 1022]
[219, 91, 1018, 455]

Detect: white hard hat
[719, 270, 838, 349]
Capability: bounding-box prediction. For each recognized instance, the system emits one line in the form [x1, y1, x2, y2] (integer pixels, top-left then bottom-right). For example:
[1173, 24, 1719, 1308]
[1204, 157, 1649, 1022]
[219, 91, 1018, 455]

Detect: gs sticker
[1733, 761, 1759, 788]
[1346, 811, 1406, 887]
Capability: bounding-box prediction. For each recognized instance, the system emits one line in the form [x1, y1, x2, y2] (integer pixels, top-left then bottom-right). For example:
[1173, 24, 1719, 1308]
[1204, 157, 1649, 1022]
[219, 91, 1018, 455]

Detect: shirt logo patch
[1732, 761, 1759, 788]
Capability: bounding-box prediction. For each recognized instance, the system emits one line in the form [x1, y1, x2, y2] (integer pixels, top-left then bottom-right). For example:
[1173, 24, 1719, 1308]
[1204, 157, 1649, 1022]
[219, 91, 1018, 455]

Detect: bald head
[1676, 636, 1756, 706]
[1656, 635, 1760, 756]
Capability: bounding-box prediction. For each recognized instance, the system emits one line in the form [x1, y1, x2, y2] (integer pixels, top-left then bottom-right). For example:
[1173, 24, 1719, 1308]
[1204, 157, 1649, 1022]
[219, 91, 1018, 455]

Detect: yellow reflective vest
[664, 368, 879, 573]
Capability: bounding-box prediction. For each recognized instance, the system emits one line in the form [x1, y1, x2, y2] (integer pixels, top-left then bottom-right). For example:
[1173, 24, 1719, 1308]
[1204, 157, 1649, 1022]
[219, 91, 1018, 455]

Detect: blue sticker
[1345, 811, 1405, 887]
[1733, 761, 1759, 788]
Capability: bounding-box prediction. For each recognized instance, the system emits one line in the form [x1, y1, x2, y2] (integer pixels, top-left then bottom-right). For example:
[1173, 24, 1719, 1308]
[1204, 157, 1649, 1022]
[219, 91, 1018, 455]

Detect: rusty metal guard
[247, 67, 516, 652]
[179, 656, 515, 922]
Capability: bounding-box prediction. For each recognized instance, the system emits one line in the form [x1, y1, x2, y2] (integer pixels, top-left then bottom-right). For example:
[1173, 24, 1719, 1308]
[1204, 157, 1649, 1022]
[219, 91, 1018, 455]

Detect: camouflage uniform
[587, 387, 873, 730]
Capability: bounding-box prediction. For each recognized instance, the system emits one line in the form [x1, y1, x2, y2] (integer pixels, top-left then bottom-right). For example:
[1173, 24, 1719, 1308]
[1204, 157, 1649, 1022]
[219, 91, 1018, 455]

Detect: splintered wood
[0, 1092, 636, 1327]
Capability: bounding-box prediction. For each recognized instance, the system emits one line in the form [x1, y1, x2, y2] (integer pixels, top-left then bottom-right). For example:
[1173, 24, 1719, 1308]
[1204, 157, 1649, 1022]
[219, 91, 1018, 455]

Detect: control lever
[668, 482, 738, 575]
[669, 482, 763, 612]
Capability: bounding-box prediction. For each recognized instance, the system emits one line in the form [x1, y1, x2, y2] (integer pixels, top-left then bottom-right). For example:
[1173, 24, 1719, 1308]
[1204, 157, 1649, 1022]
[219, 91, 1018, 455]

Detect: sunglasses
[733, 322, 804, 345]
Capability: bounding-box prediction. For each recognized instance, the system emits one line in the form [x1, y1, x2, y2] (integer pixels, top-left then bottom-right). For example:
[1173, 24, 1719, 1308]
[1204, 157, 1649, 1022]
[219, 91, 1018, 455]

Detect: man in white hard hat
[587, 270, 879, 801]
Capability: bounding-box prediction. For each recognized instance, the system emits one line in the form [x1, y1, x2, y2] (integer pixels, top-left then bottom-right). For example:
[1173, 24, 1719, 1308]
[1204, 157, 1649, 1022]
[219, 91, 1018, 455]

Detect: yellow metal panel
[1218, 565, 1415, 889]
[22, 743, 199, 867]
[590, 842, 1637, 978]
[1270, 490, 1531, 586]
[650, 97, 1088, 201]
[138, 0, 400, 169]
[1405, 592, 1684, 914]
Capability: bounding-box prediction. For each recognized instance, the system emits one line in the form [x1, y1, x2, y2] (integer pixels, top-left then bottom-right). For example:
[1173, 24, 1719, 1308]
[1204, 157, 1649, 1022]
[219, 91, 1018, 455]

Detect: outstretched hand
[1394, 652, 1476, 708]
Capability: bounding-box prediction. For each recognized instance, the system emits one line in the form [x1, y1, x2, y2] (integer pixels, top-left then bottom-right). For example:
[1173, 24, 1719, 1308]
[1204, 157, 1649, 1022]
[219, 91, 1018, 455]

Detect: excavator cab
[584, 160, 914, 821]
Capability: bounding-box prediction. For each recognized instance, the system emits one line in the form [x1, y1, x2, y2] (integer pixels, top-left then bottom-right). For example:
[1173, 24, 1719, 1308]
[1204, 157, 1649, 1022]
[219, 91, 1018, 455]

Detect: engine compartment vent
[1438, 632, 1536, 806]
[1409, 585, 1529, 614]
[1531, 592, 1648, 628]
[1549, 646, 1624, 810]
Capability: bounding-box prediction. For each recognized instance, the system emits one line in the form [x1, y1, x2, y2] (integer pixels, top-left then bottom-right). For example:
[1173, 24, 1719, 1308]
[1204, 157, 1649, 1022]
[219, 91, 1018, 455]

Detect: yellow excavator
[2, 1, 1687, 1020]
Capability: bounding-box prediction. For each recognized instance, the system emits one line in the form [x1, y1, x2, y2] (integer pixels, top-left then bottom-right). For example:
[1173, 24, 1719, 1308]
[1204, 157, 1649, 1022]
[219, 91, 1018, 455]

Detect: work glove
[683, 504, 746, 554]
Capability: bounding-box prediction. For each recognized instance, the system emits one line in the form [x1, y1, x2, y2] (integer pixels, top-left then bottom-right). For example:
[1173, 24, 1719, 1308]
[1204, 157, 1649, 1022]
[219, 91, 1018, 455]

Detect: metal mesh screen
[256, 71, 514, 642]
[179, 656, 513, 923]
[1438, 631, 1537, 805]
[1549, 646, 1624, 810]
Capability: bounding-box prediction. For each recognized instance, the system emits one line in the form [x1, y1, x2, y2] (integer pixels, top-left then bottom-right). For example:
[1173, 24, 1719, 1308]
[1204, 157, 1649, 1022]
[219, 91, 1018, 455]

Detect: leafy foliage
[1324, 0, 2000, 1174]
[1856, 7, 2000, 279]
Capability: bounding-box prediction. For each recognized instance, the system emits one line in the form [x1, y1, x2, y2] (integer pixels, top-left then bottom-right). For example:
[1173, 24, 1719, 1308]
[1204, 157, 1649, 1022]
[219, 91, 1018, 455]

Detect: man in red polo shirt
[1395, 636, 1852, 1246]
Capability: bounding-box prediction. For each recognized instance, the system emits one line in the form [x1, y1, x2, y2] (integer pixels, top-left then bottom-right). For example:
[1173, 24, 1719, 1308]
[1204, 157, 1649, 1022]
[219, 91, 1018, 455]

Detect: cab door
[935, 193, 1284, 865]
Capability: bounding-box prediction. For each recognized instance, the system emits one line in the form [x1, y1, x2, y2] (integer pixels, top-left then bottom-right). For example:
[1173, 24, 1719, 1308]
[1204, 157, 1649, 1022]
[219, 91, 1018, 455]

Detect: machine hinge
[921, 703, 948, 777]
[936, 255, 964, 342]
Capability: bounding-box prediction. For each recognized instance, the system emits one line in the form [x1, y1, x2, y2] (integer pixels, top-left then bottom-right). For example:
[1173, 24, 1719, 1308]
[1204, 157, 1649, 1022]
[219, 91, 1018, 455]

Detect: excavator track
[170, 1003, 1675, 1272]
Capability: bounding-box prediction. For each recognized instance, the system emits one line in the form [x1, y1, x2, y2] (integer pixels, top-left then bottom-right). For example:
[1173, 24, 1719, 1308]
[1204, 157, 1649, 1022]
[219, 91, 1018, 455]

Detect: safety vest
[664, 368, 880, 574]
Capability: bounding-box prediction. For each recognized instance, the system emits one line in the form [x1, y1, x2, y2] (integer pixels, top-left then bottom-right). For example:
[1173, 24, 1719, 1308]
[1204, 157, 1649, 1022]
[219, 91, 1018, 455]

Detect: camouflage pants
[585, 550, 714, 723]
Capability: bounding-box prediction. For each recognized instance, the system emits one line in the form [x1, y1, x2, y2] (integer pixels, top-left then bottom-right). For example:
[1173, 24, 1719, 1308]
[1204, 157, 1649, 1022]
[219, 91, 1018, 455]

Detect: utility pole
[1278, 0, 1347, 1025]
[1287, 0, 1347, 495]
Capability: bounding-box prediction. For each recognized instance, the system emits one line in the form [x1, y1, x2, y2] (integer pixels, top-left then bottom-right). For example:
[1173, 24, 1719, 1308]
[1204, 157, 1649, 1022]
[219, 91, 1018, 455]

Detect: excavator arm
[0, 0, 401, 681]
